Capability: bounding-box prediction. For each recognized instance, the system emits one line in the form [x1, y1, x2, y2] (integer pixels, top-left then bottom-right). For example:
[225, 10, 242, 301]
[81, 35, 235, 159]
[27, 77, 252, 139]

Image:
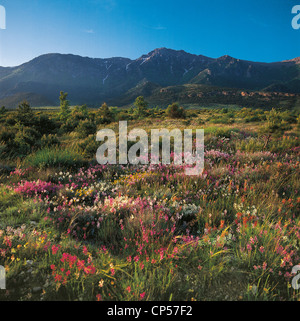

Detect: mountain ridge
[0, 47, 299, 108]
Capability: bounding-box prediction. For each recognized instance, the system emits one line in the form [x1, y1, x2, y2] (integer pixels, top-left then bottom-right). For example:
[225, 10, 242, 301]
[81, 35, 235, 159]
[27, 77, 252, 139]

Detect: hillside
[0, 48, 299, 108]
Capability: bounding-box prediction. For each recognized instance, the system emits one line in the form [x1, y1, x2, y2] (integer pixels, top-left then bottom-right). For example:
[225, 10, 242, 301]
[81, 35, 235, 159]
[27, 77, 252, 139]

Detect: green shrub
[236, 137, 265, 152]
[76, 120, 97, 139]
[13, 127, 41, 157]
[78, 135, 98, 159]
[209, 115, 234, 124]
[96, 103, 114, 124]
[25, 147, 86, 170]
[41, 134, 61, 148]
[166, 103, 186, 119]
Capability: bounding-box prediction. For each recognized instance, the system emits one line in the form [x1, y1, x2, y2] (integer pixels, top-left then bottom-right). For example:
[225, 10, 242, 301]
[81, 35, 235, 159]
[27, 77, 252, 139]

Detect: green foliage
[259, 108, 292, 148]
[71, 104, 89, 121]
[75, 119, 97, 139]
[16, 101, 36, 127]
[34, 114, 58, 135]
[0, 106, 7, 115]
[166, 102, 186, 119]
[25, 147, 86, 170]
[58, 91, 71, 121]
[208, 114, 234, 124]
[133, 96, 148, 118]
[96, 102, 114, 124]
[41, 134, 61, 149]
[11, 126, 41, 158]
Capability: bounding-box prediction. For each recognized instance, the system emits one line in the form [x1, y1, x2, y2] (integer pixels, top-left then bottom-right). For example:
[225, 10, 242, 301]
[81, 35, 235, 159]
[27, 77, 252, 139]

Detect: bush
[76, 120, 97, 138]
[41, 134, 61, 148]
[78, 135, 99, 159]
[14, 127, 41, 157]
[209, 115, 234, 124]
[166, 103, 186, 119]
[96, 103, 114, 124]
[34, 114, 58, 135]
[25, 148, 86, 170]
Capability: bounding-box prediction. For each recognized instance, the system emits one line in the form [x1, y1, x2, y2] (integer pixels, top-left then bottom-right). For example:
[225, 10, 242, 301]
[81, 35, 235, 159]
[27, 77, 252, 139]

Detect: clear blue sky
[0, 0, 299, 66]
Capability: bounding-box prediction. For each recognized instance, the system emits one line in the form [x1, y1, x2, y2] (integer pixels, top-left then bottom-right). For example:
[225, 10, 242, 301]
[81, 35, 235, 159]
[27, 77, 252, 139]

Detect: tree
[134, 96, 148, 118]
[16, 101, 36, 126]
[260, 108, 292, 149]
[76, 119, 97, 139]
[58, 91, 71, 120]
[72, 104, 89, 120]
[166, 102, 186, 119]
[0, 106, 7, 115]
[96, 102, 114, 124]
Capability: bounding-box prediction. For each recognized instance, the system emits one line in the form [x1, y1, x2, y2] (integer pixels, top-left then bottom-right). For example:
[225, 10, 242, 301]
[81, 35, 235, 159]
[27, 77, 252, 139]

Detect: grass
[24, 147, 87, 170]
[0, 108, 299, 302]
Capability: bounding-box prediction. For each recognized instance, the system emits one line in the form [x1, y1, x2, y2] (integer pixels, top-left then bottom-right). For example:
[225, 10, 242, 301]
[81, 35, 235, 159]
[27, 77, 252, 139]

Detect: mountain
[0, 48, 299, 108]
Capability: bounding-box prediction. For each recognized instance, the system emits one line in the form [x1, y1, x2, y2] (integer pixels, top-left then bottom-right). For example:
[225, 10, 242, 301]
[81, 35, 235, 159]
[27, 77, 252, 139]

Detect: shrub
[209, 115, 234, 124]
[166, 103, 186, 119]
[76, 120, 97, 139]
[96, 102, 114, 124]
[13, 126, 42, 157]
[41, 134, 61, 148]
[78, 135, 98, 159]
[133, 96, 148, 119]
[34, 114, 58, 135]
[25, 148, 86, 170]
[16, 101, 36, 127]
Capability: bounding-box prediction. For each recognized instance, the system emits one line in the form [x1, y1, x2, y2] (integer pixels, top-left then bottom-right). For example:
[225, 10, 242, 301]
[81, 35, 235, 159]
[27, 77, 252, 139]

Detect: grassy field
[0, 104, 299, 301]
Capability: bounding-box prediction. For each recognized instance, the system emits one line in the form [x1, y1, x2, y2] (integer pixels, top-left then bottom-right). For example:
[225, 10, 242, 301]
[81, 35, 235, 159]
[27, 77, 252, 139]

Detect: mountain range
[0, 47, 299, 108]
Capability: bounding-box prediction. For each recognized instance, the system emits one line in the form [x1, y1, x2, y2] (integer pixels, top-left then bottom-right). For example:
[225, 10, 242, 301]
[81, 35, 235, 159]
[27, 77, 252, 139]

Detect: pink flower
[51, 245, 59, 255]
[262, 262, 267, 270]
[140, 292, 146, 300]
[126, 286, 131, 293]
[259, 246, 265, 253]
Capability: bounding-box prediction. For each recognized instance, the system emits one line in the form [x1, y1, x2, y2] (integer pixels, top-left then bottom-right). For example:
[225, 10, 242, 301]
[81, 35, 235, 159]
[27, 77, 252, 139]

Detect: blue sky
[0, 0, 299, 66]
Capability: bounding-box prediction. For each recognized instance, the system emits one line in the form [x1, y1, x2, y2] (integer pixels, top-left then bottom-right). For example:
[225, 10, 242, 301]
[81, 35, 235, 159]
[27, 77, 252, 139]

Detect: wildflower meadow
[0, 103, 299, 301]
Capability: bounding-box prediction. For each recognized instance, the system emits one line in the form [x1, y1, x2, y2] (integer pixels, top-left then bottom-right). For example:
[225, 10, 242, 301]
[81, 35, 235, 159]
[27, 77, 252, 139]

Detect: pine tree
[58, 91, 71, 121]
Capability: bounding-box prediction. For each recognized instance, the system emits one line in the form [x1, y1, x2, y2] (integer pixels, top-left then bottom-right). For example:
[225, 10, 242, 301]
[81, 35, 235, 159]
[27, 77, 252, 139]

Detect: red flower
[77, 260, 85, 271]
[140, 292, 146, 300]
[51, 245, 59, 255]
[54, 274, 62, 282]
[84, 265, 96, 275]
